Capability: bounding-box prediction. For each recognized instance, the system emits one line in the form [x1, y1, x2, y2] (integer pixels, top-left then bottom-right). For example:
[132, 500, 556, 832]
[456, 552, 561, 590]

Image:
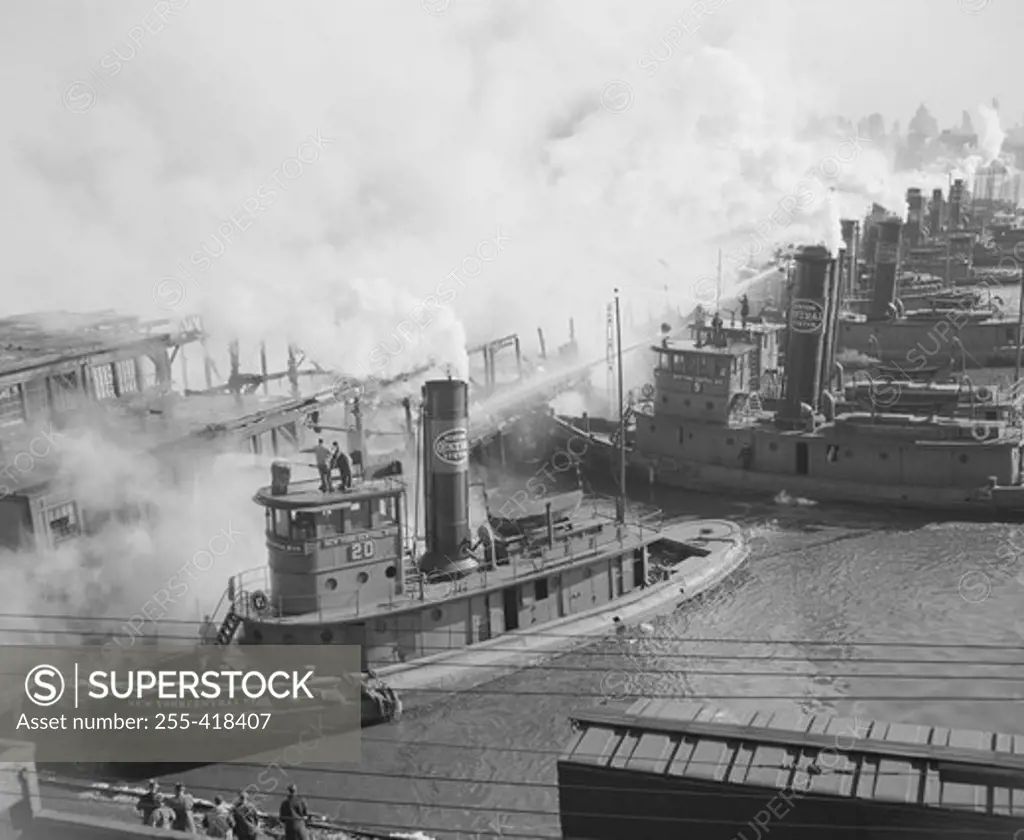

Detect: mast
[614, 288, 626, 524]
[716, 249, 723, 310]
[1015, 270, 1024, 384]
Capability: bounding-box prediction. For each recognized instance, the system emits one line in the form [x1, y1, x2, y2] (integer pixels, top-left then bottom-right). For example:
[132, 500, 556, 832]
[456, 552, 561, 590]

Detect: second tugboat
[549, 238, 1024, 516]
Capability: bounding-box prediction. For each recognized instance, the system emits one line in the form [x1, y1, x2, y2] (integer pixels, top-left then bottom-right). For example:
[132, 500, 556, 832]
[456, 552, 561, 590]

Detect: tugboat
[206, 374, 748, 700]
[551, 244, 1024, 516]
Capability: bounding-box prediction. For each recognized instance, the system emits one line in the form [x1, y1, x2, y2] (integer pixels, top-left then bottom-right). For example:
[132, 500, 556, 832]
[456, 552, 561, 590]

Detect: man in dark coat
[135, 780, 160, 825]
[278, 784, 311, 840]
[232, 790, 261, 840]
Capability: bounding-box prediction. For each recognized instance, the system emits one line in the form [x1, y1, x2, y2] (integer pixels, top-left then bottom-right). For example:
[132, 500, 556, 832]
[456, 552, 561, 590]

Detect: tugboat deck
[252, 515, 661, 625]
[558, 698, 1024, 839]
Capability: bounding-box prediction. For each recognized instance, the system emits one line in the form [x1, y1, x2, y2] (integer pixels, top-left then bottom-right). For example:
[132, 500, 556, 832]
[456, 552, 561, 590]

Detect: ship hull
[628, 455, 1024, 517]
[541, 414, 1024, 519]
[839, 316, 1020, 368]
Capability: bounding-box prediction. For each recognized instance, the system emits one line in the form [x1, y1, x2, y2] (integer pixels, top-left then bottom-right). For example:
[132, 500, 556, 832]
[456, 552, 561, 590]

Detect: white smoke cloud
[975, 103, 1007, 165]
[0, 428, 268, 644]
[2, 0, 996, 629]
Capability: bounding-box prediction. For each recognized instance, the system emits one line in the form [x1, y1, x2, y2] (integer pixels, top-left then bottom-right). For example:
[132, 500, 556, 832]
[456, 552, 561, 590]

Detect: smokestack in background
[780, 245, 833, 422]
[869, 217, 902, 321]
[905, 188, 923, 248]
[929, 188, 944, 236]
[418, 378, 477, 578]
[840, 219, 859, 297]
[949, 179, 965, 229]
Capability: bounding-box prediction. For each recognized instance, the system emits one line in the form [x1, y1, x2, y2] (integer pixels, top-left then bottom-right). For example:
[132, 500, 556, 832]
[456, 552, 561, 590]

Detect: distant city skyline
[769, 0, 1024, 129]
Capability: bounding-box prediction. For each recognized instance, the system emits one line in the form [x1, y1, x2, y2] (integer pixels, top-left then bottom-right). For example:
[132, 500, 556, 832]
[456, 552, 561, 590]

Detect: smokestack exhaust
[418, 378, 478, 579]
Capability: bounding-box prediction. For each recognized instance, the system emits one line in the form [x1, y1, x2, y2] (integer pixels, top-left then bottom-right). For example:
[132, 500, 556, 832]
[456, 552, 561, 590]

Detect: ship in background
[543, 230, 1024, 515]
[838, 172, 1024, 370]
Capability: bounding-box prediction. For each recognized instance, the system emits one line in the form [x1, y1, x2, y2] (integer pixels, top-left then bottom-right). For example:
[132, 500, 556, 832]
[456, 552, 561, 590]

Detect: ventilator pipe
[821, 390, 837, 422]
[833, 361, 845, 393]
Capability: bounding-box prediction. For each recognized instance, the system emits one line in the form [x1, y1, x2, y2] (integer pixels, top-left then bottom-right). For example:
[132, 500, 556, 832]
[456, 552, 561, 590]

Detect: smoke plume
[0, 0, 995, 629]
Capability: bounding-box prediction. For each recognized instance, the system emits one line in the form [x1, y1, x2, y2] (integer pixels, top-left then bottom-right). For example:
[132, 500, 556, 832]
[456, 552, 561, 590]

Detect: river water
[115, 486, 1024, 840]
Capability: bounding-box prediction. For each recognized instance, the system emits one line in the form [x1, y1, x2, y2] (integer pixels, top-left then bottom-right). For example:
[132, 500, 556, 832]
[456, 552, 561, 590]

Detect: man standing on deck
[740, 294, 750, 327]
[331, 441, 352, 491]
[309, 438, 332, 492]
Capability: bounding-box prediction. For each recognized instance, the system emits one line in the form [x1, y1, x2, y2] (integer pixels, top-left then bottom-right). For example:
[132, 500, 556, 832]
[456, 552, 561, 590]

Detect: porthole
[769, 443, 778, 452]
[320, 629, 334, 643]
[325, 578, 338, 591]
[959, 454, 968, 464]
[649, 424, 656, 433]
[251, 629, 263, 643]
[385, 565, 397, 579]
[283, 634, 296, 645]
[662, 395, 669, 403]
[431, 608, 443, 621]
[357, 572, 370, 584]
[879, 452, 889, 460]
[844, 449, 853, 458]
[706, 402, 714, 411]
[684, 399, 691, 407]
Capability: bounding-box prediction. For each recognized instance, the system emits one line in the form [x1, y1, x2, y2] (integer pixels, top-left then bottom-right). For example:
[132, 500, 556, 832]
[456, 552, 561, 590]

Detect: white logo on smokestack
[790, 299, 824, 334]
[433, 428, 469, 466]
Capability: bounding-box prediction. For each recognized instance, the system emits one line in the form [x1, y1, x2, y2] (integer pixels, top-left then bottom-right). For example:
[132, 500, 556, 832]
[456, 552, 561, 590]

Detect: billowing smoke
[975, 103, 1007, 166]
[0, 0, 993, 629]
[0, 426, 268, 645]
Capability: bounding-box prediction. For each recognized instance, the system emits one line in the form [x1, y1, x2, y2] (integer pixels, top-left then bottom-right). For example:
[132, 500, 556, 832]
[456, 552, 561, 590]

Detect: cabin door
[795, 442, 809, 476]
[502, 586, 520, 631]
[555, 574, 566, 618]
[633, 549, 645, 588]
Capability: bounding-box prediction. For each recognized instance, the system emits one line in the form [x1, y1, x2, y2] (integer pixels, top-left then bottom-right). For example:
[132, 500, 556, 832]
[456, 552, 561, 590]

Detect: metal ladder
[207, 580, 242, 646]
[215, 610, 242, 646]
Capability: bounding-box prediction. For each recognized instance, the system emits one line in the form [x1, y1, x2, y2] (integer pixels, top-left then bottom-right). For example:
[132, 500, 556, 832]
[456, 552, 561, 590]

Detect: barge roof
[561, 699, 1024, 817]
[0, 310, 199, 377]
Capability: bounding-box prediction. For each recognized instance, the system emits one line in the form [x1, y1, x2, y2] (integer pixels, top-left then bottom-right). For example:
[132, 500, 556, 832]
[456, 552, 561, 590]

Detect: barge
[558, 698, 1024, 839]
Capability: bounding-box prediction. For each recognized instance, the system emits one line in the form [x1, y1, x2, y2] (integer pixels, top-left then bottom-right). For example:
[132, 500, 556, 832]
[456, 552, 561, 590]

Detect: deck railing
[214, 496, 665, 625]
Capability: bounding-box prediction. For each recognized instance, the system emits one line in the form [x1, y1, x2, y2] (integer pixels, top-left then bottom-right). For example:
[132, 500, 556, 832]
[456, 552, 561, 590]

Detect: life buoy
[976, 386, 992, 403]
[641, 383, 655, 400]
[250, 591, 269, 613]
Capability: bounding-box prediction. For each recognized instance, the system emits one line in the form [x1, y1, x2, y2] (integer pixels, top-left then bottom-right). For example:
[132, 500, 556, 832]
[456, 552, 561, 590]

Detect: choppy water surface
[152, 490, 1024, 839]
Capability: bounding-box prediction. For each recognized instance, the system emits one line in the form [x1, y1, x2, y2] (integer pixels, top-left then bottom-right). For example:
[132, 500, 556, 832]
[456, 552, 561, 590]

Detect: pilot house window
[373, 497, 397, 528]
[292, 512, 317, 541]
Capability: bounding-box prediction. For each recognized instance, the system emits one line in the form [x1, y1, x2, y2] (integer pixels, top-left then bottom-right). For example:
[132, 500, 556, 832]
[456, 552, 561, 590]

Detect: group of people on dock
[136, 780, 313, 839]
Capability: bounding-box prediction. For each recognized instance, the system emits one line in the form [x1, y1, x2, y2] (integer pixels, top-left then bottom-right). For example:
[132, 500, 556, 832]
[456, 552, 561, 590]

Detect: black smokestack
[905, 188, 923, 248]
[840, 219, 859, 295]
[929, 188, 943, 236]
[869, 217, 902, 321]
[418, 379, 477, 578]
[781, 245, 833, 422]
[949, 179, 964, 229]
